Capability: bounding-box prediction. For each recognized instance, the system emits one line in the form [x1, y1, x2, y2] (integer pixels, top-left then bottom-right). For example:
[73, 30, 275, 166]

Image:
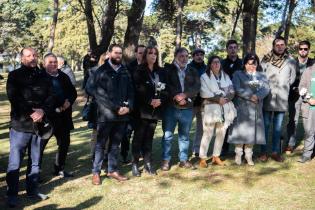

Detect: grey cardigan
[299, 65, 315, 118]
[262, 57, 296, 112]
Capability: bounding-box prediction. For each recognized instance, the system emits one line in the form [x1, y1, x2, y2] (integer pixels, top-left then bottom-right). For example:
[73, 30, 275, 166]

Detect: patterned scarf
[262, 50, 289, 68]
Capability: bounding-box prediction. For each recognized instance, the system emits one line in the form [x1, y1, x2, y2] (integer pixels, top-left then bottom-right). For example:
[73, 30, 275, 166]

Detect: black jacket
[133, 64, 168, 120]
[86, 60, 134, 122]
[6, 65, 56, 133]
[164, 63, 200, 109]
[222, 57, 243, 79]
[47, 70, 77, 131]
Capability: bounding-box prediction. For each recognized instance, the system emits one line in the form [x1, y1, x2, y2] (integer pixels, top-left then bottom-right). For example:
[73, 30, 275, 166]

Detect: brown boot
[199, 158, 208, 168]
[212, 156, 225, 166]
[92, 173, 101, 185]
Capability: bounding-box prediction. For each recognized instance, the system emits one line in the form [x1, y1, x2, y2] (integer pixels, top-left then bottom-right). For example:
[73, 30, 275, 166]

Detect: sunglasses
[299, 48, 309, 51]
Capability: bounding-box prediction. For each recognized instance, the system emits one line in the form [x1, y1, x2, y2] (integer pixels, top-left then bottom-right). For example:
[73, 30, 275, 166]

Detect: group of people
[5, 36, 315, 207]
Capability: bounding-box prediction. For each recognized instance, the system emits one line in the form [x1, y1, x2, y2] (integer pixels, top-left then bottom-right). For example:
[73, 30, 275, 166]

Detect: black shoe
[161, 160, 170, 171]
[132, 163, 141, 177]
[144, 163, 157, 175]
[7, 196, 18, 208]
[298, 156, 311, 163]
[179, 160, 193, 169]
[27, 192, 49, 201]
[57, 171, 74, 178]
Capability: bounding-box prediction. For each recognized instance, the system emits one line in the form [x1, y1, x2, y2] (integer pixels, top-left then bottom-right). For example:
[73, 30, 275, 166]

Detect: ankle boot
[199, 158, 208, 168]
[144, 162, 157, 175]
[132, 163, 141, 177]
[235, 146, 243, 165]
[244, 147, 254, 166]
[212, 156, 225, 166]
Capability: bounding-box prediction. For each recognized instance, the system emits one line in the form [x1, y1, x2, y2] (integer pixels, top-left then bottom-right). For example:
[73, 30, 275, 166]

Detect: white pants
[199, 122, 226, 158]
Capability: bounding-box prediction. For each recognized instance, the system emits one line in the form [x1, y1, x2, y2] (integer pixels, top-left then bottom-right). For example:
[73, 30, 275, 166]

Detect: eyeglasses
[299, 48, 309, 51]
[246, 62, 257, 66]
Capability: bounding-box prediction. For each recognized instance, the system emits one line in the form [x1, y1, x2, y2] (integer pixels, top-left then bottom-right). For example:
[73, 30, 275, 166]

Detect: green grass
[0, 73, 315, 210]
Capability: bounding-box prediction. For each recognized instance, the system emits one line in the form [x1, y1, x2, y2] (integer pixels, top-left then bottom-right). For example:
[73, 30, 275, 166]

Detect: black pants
[120, 123, 133, 159]
[132, 119, 157, 163]
[40, 128, 70, 171]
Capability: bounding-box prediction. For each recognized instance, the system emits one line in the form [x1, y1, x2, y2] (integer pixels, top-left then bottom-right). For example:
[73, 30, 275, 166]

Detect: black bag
[82, 97, 97, 122]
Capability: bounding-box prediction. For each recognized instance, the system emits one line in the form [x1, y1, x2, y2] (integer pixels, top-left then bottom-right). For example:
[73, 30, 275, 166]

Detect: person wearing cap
[188, 48, 206, 157]
[6, 47, 55, 207]
[40, 53, 77, 178]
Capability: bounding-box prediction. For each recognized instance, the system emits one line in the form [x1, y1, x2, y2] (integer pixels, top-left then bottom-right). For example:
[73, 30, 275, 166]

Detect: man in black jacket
[6, 47, 54, 207]
[86, 44, 134, 184]
[161, 47, 200, 171]
[40, 53, 77, 178]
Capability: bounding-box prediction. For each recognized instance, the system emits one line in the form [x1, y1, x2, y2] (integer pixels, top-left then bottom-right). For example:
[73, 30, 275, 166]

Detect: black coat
[222, 57, 243, 79]
[6, 65, 56, 133]
[164, 63, 200, 109]
[133, 64, 168, 120]
[47, 70, 77, 131]
[86, 60, 134, 122]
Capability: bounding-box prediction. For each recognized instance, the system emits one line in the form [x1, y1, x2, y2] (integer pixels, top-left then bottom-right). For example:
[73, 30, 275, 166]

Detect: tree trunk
[96, 0, 120, 56]
[123, 0, 146, 64]
[83, 0, 98, 51]
[47, 0, 59, 52]
[230, 0, 244, 38]
[242, 0, 259, 55]
[284, 0, 297, 43]
[175, 0, 184, 49]
[275, 0, 289, 37]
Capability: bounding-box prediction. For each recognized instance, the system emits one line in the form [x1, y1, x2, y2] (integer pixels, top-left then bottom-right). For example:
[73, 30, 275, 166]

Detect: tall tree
[78, 0, 120, 56]
[175, 0, 184, 48]
[284, 0, 297, 42]
[230, 0, 244, 38]
[47, 0, 59, 52]
[242, 0, 259, 54]
[123, 0, 146, 63]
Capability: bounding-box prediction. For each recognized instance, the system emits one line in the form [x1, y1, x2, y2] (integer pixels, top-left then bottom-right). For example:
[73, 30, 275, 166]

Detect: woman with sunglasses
[228, 53, 270, 165]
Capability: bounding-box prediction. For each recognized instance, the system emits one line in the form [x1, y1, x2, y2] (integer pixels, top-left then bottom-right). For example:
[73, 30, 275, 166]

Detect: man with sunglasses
[285, 40, 315, 154]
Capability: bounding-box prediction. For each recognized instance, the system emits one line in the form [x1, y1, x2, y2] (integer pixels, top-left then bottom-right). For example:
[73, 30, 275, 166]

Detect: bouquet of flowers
[248, 74, 262, 92]
[152, 82, 166, 116]
[154, 82, 166, 98]
[299, 87, 312, 99]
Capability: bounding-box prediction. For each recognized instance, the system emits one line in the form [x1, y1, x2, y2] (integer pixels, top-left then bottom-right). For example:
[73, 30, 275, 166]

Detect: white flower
[156, 82, 166, 92]
[300, 88, 308, 96]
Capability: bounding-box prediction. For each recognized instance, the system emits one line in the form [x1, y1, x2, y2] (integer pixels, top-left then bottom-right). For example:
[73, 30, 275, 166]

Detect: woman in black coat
[132, 46, 168, 176]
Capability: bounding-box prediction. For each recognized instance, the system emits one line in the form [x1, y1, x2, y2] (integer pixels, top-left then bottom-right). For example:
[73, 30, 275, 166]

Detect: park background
[1, 0, 315, 209]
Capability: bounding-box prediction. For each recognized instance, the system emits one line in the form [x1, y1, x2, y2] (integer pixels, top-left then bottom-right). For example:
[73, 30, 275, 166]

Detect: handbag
[82, 96, 93, 121]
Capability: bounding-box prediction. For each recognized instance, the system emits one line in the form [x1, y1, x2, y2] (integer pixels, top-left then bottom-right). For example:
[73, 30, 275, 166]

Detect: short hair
[135, 45, 146, 53]
[43, 52, 57, 62]
[57, 56, 65, 62]
[242, 53, 260, 70]
[272, 36, 287, 46]
[299, 40, 311, 48]
[226, 40, 238, 48]
[174, 47, 189, 57]
[20, 47, 36, 57]
[108, 44, 122, 52]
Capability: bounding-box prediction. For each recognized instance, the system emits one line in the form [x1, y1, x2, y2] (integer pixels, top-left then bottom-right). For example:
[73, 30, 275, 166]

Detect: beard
[110, 57, 122, 65]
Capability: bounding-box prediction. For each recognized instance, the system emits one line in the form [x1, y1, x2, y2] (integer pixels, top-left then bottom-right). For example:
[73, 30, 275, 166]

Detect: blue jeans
[6, 129, 41, 197]
[261, 111, 285, 154]
[162, 106, 193, 162]
[92, 122, 126, 174]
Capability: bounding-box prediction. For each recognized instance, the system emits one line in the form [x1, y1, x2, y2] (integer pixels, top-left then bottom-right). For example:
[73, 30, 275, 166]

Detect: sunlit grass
[0, 72, 315, 210]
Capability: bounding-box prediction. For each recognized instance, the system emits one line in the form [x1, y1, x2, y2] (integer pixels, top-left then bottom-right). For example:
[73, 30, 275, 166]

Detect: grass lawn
[0, 72, 315, 210]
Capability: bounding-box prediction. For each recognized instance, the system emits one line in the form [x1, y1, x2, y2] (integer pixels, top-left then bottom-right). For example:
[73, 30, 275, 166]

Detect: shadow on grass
[32, 196, 103, 210]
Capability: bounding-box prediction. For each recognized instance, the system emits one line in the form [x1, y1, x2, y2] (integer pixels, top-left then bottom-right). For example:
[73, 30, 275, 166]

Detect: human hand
[250, 95, 259, 104]
[118, 107, 130, 115]
[151, 99, 161, 108]
[30, 108, 44, 122]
